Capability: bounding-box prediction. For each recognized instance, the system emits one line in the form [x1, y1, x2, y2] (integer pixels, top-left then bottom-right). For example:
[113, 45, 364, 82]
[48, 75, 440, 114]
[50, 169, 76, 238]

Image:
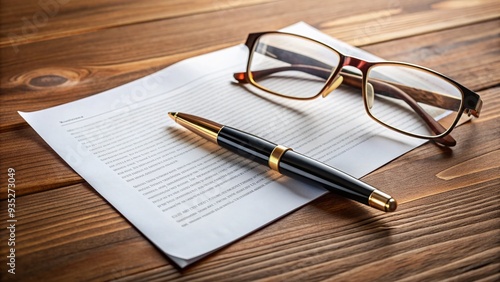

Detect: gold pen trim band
[368, 190, 397, 212]
[269, 145, 292, 172]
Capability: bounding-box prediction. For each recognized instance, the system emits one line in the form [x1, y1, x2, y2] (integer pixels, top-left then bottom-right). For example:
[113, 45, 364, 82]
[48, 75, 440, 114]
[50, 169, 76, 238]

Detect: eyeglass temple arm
[234, 67, 462, 114]
[234, 65, 331, 83]
[234, 67, 455, 146]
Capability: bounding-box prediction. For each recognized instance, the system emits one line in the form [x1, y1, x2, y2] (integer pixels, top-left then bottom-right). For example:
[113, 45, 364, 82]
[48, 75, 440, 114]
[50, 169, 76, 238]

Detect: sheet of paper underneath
[19, 22, 426, 268]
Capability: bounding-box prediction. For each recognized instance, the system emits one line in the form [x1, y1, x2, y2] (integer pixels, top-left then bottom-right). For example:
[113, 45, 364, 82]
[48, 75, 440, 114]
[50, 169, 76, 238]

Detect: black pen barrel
[217, 126, 276, 166]
[169, 113, 396, 212]
[217, 126, 375, 206]
[279, 150, 374, 205]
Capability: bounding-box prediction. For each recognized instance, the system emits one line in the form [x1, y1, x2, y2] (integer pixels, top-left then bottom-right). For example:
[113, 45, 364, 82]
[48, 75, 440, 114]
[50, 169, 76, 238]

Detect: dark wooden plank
[1, 20, 498, 198]
[362, 19, 500, 91]
[0, 165, 497, 281]
[2, 0, 498, 49]
[320, 0, 500, 46]
[1, 0, 499, 130]
[0, 183, 168, 281]
[0, 0, 278, 47]
[0, 128, 80, 199]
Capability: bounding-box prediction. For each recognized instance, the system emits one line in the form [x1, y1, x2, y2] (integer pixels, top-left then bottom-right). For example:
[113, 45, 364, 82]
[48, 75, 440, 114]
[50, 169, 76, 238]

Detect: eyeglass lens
[249, 34, 340, 98]
[247, 33, 464, 138]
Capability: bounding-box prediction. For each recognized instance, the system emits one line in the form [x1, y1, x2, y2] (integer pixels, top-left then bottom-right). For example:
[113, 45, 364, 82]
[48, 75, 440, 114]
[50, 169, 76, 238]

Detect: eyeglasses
[233, 32, 483, 146]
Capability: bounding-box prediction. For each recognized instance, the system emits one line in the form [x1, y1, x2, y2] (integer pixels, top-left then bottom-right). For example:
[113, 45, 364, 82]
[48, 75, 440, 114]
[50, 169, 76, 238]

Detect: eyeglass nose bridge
[342, 56, 371, 72]
[321, 56, 371, 99]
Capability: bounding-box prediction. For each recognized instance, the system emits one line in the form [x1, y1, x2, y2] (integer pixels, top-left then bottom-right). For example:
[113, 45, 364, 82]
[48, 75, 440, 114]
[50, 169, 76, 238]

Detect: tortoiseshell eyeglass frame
[233, 32, 483, 147]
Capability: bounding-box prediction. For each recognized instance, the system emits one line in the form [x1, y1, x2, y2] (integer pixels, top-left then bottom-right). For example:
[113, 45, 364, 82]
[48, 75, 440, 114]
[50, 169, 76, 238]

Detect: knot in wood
[29, 75, 68, 87]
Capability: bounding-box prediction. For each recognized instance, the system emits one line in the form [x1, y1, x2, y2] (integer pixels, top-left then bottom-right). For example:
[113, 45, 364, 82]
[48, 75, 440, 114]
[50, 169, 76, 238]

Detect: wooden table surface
[1, 0, 499, 281]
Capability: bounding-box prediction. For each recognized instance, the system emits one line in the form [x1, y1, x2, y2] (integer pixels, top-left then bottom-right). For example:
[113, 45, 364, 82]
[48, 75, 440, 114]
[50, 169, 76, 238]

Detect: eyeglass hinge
[467, 98, 483, 118]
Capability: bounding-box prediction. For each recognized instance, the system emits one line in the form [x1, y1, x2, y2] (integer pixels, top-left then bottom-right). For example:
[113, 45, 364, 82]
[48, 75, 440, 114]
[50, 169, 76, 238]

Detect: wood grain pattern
[0, 0, 277, 47]
[0, 0, 499, 280]
[0, 128, 81, 199]
[0, 171, 497, 280]
[436, 150, 500, 180]
[320, 0, 500, 46]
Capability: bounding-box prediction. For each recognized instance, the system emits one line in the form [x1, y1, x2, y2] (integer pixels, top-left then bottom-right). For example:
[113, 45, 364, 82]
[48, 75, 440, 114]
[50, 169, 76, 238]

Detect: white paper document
[19, 22, 425, 267]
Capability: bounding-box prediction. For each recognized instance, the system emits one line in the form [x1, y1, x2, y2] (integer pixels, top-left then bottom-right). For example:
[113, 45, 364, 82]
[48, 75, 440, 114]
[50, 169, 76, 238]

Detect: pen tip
[168, 112, 178, 121]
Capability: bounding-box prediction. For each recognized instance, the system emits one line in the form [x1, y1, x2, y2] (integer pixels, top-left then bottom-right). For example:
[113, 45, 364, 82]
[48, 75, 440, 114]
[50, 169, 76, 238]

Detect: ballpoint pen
[168, 112, 397, 212]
